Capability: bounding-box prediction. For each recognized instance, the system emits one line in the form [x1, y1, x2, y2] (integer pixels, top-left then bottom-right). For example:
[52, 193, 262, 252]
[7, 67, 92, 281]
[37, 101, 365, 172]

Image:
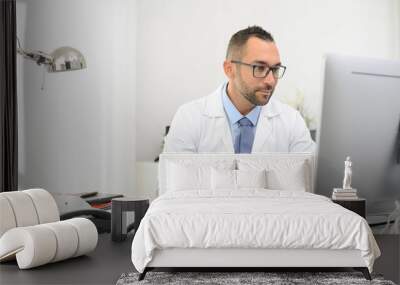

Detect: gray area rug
[116, 271, 396, 285]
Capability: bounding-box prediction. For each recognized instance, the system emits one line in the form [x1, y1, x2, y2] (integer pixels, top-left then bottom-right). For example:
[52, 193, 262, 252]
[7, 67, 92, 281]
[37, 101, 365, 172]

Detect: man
[164, 26, 315, 153]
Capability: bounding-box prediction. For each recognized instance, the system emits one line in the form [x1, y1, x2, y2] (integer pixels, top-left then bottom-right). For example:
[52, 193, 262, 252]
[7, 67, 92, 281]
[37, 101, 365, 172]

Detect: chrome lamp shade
[49, 46, 86, 72]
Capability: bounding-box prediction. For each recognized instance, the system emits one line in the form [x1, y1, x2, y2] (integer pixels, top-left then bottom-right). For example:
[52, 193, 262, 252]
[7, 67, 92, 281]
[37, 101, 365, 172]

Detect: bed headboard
[158, 153, 315, 195]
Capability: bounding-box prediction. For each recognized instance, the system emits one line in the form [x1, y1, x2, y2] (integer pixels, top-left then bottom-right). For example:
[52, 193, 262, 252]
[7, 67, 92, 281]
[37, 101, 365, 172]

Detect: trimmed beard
[236, 74, 274, 106]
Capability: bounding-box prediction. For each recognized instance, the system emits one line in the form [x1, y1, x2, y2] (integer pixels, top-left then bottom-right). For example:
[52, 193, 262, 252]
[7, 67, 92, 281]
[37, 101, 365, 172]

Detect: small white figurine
[342, 156, 353, 190]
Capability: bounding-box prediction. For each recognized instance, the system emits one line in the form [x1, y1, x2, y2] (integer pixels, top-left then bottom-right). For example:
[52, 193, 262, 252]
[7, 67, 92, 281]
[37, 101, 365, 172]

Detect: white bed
[131, 153, 380, 280]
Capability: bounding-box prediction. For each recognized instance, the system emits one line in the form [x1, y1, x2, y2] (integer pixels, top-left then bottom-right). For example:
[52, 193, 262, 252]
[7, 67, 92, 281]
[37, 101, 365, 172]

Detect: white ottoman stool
[0, 189, 98, 269]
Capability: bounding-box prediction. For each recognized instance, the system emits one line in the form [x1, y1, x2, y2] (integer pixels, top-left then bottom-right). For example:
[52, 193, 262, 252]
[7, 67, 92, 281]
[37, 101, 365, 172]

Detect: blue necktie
[235, 117, 254, 153]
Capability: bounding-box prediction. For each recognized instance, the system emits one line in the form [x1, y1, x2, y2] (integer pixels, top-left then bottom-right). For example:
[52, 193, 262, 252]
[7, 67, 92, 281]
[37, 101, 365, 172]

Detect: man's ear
[223, 60, 234, 79]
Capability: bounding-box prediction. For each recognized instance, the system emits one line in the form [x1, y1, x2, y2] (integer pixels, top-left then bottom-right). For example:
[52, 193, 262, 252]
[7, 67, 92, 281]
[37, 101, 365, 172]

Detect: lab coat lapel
[252, 99, 281, 153]
[218, 116, 235, 152]
[252, 113, 271, 152]
[203, 85, 234, 153]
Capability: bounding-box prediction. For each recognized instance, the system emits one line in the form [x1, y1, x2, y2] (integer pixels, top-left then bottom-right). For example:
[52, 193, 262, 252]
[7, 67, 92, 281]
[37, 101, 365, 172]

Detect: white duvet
[131, 190, 380, 273]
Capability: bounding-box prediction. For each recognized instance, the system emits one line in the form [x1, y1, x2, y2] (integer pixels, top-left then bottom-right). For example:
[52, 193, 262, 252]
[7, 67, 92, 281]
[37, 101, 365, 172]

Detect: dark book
[84, 193, 123, 204]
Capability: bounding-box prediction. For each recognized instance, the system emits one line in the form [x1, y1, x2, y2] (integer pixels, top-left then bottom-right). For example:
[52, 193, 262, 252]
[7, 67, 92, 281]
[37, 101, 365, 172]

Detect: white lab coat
[164, 84, 315, 153]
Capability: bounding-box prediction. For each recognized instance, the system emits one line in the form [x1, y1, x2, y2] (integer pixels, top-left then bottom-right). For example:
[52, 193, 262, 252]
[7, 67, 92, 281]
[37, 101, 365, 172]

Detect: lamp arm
[17, 47, 53, 66]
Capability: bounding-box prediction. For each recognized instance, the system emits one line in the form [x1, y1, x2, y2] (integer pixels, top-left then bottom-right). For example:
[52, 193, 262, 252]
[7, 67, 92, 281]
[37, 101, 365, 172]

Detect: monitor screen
[316, 54, 400, 216]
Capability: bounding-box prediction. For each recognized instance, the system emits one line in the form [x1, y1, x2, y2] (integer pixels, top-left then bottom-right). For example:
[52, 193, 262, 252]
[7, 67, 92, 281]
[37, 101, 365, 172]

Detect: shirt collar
[222, 83, 261, 126]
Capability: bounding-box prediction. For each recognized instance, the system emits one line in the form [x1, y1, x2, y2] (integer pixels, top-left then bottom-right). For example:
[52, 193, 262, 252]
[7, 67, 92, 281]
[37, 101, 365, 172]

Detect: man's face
[232, 37, 281, 106]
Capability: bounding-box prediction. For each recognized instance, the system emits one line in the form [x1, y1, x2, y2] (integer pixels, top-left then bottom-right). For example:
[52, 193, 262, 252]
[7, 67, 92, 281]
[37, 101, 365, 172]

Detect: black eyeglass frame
[231, 60, 286, 79]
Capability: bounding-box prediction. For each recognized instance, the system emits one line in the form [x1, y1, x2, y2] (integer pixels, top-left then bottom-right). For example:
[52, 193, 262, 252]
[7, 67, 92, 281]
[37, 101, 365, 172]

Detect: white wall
[17, 0, 137, 196]
[16, 0, 399, 196]
[136, 0, 400, 161]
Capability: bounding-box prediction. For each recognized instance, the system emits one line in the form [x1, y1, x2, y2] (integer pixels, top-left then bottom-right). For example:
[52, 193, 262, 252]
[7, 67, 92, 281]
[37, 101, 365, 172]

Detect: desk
[0, 233, 134, 285]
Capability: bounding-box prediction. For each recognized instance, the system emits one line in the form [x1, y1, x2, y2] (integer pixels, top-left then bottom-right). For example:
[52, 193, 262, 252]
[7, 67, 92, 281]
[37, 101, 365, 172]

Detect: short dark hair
[226, 26, 274, 60]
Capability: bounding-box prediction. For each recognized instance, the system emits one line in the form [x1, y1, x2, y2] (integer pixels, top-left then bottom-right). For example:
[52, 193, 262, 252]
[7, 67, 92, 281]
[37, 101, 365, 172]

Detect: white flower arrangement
[282, 88, 316, 130]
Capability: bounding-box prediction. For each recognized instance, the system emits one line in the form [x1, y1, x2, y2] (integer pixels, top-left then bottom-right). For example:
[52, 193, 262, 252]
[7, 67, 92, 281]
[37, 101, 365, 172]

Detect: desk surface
[0, 233, 134, 285]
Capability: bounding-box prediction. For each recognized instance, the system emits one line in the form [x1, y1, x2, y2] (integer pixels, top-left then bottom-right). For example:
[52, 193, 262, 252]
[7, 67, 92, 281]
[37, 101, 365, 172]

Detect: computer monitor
[316, 53, 400, 216]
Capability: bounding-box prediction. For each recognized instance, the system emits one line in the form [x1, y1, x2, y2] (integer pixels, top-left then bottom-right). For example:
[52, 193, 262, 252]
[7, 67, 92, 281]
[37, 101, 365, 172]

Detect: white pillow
[167, 162, 209, 191]
[237, 158, 310, 192]
[211, 168, 267, 190]
[236, 169, 267, 189]
[211, 168, 236, 190]
[167, 159, 235, 191]
[266, 162, 308, 191]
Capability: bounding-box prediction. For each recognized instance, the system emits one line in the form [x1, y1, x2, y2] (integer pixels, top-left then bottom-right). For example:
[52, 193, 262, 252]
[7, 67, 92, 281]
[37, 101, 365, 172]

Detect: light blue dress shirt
[221, 83, 261, 148]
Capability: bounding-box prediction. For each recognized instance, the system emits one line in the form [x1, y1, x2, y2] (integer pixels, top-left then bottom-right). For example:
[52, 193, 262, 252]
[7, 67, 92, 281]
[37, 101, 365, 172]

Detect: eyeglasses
[231, 60, 286, 79]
